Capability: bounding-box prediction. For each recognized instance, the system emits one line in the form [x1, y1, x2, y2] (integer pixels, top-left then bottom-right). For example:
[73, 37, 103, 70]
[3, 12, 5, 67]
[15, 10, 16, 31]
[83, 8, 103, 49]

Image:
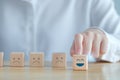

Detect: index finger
[75, 34, 83, 55]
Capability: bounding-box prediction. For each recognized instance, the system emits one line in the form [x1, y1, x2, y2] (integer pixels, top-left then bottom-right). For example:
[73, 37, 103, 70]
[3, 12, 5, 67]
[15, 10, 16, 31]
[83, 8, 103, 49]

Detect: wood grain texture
[0, 62, 120, 80]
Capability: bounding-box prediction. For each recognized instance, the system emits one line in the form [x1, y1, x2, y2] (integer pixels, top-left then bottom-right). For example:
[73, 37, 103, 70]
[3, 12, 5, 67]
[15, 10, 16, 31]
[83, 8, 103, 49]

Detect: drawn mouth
[13, 61, 20, 64]
[33, 61, 40, 64]
[76, 63, 84, 67]
[56, 60, 63, 64]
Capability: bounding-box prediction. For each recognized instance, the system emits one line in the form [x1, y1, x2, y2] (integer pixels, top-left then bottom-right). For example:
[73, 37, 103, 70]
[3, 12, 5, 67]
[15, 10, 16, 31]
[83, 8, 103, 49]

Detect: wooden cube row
[0, 52, 88, 70]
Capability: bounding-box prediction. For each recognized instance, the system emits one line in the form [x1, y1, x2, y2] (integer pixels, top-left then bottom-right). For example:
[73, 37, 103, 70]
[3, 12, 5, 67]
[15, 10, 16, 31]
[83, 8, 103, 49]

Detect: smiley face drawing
[76, 58, 85, 67]
[10, 52, 24, 67]
[52, 53, 66, 68]
[73, 55, 88, 71]
[30, 53, 44, 67]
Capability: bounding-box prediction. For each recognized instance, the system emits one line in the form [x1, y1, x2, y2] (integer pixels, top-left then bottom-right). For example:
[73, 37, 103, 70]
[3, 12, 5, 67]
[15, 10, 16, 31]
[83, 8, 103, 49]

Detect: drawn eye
[76, 59, 84, 62]
[38, 58, 40, 60]
[56, 57, 58, 59]
[13, 58, 15, 60]
[33, 58, 35, 60]
[18, 58, 20, 60]
[80, 59, 84, 62]
[76, 59, 80, 62]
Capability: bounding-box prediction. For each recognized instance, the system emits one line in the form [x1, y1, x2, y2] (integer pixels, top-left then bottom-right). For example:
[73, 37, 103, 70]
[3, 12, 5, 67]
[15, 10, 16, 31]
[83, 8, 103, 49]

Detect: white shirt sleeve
[101, 31, 120, 62]
[90, 0, 120, 62]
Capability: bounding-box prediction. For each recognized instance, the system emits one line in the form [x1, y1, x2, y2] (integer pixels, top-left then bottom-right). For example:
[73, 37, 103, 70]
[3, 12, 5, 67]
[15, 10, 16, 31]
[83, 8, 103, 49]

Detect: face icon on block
[52, 53, 66, 68]
[30, 52, 44, 67]
[0, 52, 4, 67]
[73, 55, 88, 71]
[10, 52, 24, 67]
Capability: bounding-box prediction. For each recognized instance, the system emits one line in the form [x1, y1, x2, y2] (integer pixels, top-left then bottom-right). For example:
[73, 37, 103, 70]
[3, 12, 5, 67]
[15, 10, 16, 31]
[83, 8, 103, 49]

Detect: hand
[70, 28, 108, 58]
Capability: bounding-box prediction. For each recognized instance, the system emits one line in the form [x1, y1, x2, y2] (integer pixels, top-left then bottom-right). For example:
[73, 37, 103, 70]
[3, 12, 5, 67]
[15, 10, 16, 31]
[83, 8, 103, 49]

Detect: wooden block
[73, 55, 88, 71]
[10, 52, 24, 67]
[52, 53, 66, 68]
[0, 52, 4, 67]
[30, 52, 44, 67]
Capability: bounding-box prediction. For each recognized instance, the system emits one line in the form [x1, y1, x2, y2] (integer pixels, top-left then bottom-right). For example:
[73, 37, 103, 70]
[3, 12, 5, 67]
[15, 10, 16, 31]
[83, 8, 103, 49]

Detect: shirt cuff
[93, 27, 120, 62]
